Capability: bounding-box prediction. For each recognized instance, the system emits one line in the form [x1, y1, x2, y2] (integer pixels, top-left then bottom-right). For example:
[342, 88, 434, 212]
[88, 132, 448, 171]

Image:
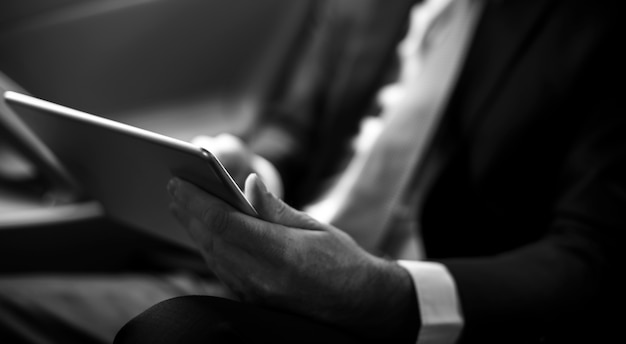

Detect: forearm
[440, 231, 613, 343]
[334, 258, 421, 343]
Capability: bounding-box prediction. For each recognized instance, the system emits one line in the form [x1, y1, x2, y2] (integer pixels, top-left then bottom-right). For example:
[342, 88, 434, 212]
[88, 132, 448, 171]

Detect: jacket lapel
[450, 0, 556, 133]
[307, 0, 415, 195]
[328, 0, 415, 104]
[411, 0, 557, 199]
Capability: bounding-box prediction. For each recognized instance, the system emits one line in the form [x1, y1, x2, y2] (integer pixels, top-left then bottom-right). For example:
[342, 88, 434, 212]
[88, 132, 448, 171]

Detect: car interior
[0, 0, 313, 273]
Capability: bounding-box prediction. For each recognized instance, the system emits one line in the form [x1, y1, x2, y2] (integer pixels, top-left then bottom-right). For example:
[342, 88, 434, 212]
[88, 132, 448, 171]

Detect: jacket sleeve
[439, 8, 626, 343]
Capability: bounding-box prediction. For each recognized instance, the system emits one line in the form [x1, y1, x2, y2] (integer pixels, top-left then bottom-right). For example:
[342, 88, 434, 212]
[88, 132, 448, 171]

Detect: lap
[0, 215, 227, 343]
[0, 273, 232, 344]
[115, 296, 362, 344]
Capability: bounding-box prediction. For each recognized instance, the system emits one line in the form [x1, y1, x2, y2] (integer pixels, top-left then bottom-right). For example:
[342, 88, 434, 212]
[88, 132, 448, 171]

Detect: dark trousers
[114, 296, 363, 344]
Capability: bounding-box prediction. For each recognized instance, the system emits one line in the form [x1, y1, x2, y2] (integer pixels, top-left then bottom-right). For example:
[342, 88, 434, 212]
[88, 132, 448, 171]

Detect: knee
[114, 296, 246, 344]
[114, 295, 360, 344]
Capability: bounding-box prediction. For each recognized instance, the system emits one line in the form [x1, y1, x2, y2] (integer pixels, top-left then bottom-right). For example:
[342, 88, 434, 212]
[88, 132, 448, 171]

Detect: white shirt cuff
[397, 260, 464, 344]
[251, 155, 283, 198]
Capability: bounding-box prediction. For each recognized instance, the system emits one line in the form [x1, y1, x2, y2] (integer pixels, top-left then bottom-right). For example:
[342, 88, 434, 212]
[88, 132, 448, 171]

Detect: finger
[171, 199, 264, 270]
[192, 134, 248, 165]
[191, 135, 216, 150]
[169, 184, 290, 296]
[170, 202, 217, 267]
[207, 241, 281, 302]
[171, 200, 272, 299]
[168, 177, 292, 254]
[212, 133, 247, 153]
[168, 177, 236, 233]
[244, 173, 325, 231]
[170, 202, 213, 250]
[210, 134, 250, 168]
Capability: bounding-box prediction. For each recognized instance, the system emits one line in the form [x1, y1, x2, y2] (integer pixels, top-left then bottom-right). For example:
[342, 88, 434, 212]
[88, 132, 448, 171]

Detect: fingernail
[246, 173, 268, 193]
[245, 173, 269, 201]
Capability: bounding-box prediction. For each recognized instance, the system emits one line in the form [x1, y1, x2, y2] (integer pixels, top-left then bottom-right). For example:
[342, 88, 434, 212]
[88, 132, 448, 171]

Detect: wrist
[376, 259, 421, 343]
[342, 258, 420, 343]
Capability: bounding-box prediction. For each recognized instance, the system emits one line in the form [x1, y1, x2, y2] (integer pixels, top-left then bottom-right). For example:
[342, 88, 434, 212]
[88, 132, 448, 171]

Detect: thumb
[244, 174, 323, 230]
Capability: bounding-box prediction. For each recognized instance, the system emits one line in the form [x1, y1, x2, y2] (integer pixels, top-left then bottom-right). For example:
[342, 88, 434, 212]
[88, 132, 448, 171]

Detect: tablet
[3, 90, 257, 249]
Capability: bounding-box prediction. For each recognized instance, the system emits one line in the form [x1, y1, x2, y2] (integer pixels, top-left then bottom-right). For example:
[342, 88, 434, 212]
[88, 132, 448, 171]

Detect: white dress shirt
[257, 1, 484, 343]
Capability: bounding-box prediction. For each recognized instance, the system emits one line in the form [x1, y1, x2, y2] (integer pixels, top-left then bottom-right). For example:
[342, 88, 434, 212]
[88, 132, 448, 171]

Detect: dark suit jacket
[248, 0, 625, 343]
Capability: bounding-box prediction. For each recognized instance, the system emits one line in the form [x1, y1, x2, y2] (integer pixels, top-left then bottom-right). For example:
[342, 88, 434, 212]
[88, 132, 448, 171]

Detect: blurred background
[0, 0, 310, 140]
[0, 0, 313, 271]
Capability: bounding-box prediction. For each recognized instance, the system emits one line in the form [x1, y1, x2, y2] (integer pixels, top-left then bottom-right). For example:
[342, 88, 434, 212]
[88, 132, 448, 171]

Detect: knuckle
[251, 278, 276, 302]
[273, 199, 290, 219]
[202, 205, 230, 234]
[197, 232, 214, 257]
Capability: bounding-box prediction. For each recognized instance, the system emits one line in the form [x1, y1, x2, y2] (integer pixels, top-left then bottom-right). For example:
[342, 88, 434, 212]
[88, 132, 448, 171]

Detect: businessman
[116, 0, 625, 343]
